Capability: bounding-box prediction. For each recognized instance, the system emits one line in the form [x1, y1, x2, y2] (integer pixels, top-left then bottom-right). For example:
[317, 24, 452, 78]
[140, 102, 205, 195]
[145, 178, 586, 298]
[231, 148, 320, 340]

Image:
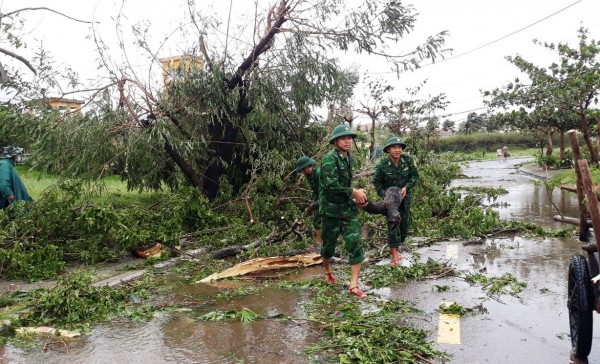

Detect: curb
[517, 164, 560, 180]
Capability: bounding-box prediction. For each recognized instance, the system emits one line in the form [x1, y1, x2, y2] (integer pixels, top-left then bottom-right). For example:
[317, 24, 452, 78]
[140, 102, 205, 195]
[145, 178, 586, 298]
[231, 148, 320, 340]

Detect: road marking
[437, 301, 461, 345]
[446, 244, 459, 259]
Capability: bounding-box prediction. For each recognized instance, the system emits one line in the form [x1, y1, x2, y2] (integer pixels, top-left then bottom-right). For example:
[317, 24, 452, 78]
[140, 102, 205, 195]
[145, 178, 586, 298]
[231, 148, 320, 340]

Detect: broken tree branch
[211, 218, 303, 259]
[0, 47, 37, 74]
[2, 7, 91, 23]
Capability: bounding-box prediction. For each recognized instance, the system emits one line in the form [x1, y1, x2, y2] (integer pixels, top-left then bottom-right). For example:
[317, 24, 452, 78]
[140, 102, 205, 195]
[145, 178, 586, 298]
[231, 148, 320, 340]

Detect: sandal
[325, 271, 336, 284]
[349, 286, 367, 298]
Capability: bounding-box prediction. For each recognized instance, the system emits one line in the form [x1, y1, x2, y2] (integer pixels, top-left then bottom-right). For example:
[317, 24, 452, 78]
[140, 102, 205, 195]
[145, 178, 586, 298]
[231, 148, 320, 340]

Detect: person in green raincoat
[0, 146, 33, 209]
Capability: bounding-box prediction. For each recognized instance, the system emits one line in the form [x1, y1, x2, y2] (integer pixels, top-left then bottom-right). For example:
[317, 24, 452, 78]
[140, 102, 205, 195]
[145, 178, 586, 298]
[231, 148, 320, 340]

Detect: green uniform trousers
[320, 215, 365, 265]
[388, 202, 410, 248]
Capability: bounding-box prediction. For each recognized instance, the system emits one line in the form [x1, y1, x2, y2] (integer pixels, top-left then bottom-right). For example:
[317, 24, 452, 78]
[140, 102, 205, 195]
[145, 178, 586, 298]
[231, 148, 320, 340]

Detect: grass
[441, 148, 540, 162]
[16, 165, 160, 206]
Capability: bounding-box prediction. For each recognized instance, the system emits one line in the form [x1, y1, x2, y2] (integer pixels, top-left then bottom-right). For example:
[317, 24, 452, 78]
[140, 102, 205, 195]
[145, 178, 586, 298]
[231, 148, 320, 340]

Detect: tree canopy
[484, 27, 600, 162]
[7, 0, 449, 200]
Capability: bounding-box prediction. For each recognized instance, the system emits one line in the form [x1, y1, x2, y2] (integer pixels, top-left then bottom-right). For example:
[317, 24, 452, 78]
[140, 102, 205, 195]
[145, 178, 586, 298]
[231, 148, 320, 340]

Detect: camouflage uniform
[373, 154, 419, 247]
[319, 148, 364, 265]
[305, 166, 322, 229]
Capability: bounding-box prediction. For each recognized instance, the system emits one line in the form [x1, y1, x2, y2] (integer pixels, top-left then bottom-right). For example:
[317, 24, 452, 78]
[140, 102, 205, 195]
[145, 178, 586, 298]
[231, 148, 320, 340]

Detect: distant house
[356, 121, 381, 133]
[28, 97, 85, 115]
[159, 55, 203, 85]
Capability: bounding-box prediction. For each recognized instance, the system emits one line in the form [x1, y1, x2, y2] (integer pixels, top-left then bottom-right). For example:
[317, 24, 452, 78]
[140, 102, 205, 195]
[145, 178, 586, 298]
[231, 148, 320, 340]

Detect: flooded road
[3, 158, 597, 363]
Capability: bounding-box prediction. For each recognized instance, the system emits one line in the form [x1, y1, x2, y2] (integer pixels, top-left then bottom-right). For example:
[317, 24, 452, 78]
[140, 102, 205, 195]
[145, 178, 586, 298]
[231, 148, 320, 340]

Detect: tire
[568, 254, 594, 358]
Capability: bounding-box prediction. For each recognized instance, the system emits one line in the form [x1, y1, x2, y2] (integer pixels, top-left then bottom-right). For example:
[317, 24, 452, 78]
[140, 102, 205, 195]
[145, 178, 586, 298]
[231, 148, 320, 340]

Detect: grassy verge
[433, 148, 539, 164]
[16, 165, 159, 206]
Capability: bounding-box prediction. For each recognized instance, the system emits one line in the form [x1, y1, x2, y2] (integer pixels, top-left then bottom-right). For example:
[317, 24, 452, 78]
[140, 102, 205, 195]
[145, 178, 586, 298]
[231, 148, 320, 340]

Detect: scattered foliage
[465, 272, 527, 297]
[20, 270, 154, 328]
[197, 308, 261, 324]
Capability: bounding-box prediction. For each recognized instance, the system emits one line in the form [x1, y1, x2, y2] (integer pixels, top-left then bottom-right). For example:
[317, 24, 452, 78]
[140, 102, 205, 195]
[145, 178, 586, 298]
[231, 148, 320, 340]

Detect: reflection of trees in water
[162, 289, 316, 364]
[471, 237, 580, 285]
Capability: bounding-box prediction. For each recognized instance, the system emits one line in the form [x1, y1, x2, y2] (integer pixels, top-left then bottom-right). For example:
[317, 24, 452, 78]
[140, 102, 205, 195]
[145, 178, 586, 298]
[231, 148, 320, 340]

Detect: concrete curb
[92, 247, 209, 288]
[518, 164, 563, 180]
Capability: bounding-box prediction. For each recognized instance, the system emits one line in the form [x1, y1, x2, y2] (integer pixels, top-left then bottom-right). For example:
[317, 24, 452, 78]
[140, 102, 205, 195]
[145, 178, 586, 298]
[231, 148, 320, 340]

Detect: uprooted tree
[14, 0, 448, 201]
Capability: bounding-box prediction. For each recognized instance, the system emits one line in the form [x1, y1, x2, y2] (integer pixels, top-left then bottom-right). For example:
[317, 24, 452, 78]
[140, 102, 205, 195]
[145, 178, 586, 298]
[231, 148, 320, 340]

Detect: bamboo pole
[578, 159, 600, 254]
[568, 130, 591, 241]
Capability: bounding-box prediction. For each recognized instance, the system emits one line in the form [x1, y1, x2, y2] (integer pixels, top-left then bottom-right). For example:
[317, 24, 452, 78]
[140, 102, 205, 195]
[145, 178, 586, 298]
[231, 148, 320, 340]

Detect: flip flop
[349, 286, 367, 298]
[325, 271, 336, 283]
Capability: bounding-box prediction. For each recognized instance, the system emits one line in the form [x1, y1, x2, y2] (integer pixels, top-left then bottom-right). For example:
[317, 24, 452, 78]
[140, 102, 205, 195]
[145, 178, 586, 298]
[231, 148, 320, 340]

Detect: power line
[368, 0, 584, 75]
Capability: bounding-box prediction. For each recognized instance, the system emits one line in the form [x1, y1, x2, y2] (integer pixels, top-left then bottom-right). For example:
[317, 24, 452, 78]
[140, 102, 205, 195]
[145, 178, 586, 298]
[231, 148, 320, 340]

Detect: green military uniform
[319, 147, 364, 265]
[373, 152, 419, 247]
[305, 166, 322, 229]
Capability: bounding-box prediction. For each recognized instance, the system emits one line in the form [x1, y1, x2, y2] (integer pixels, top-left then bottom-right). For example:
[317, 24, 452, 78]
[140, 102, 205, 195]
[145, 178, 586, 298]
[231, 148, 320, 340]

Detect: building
[45, 97, 85, 114]
[159, 55, 203, 85]
[356, 121, 381, 133]
[27, 97, 85, 115]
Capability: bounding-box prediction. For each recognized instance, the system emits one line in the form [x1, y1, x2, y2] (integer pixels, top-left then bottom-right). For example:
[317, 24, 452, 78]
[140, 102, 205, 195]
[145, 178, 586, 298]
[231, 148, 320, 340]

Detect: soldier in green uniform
[373, 136, 419, 266]
[296, 156, 323, 247]
[319, 124, 368, 298]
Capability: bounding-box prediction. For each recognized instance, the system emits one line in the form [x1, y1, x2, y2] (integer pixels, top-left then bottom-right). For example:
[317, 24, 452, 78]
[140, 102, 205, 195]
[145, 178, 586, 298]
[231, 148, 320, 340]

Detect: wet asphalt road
[3, 157, 599, 364]
[388, 157, 598, 364]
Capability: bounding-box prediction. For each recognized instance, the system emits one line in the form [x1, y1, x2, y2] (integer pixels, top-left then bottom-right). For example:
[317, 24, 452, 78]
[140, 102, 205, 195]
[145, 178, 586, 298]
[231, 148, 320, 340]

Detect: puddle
[3, 158, 594, 363]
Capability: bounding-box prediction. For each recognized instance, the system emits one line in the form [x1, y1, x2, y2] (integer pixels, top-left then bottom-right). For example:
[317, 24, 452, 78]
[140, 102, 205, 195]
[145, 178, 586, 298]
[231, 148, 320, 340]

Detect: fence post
[568, 129, 591, 241]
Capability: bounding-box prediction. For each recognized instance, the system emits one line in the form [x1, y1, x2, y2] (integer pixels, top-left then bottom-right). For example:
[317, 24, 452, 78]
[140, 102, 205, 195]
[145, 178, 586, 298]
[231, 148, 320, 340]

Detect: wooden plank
[196, 253, 323, 283]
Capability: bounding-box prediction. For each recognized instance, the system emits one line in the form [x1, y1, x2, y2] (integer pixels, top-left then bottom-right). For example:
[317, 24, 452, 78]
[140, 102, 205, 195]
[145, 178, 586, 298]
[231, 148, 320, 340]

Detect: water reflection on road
[452, 157, 581, 228]
[4, 157, 599, 363]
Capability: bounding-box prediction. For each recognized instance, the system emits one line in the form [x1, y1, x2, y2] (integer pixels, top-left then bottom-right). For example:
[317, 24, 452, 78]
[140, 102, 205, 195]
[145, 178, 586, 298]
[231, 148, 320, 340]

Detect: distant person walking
[0, 146, 33, 209]
[502, 145, 508, 161]
[496, 148, 503, 160]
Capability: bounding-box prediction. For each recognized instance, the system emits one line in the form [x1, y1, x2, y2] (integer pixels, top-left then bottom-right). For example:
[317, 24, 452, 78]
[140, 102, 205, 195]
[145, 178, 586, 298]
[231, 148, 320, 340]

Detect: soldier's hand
[7, 194, 14, 201]
[400, 187, 407, 198]
[356, 201, 369, 209]
[352, 188, 367, 205]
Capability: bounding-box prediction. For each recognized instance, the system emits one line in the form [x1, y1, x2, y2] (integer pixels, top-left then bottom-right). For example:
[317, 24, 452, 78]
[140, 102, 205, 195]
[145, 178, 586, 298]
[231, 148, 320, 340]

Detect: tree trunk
[545, 131, 553, 156]
[580, 114, 599, 164]
[203, 115, 239, 200]
[559, 130, 565, 161]
[201, 6, 289, 199]
[369, 117, 376, 159]
[163, 137, 203, 189]
[596, 116, 600, 158]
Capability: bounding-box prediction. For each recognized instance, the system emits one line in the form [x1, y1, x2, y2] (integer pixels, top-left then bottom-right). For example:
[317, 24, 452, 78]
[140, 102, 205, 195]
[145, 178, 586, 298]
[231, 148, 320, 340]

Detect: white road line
[446, 244, 459, 260]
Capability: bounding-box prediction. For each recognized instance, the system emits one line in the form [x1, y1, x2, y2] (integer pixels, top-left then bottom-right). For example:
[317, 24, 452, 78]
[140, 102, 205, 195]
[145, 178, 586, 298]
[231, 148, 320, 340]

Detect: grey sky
[2, 0, 599, 125]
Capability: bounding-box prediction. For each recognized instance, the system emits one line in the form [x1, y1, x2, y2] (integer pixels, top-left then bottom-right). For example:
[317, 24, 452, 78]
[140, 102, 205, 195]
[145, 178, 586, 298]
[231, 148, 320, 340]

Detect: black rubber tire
[568, 254, 594, 358]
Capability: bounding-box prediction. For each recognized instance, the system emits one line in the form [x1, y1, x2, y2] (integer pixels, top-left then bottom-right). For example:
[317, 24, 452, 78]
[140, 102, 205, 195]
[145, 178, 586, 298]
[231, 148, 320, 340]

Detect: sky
[1, 0, 599, 126]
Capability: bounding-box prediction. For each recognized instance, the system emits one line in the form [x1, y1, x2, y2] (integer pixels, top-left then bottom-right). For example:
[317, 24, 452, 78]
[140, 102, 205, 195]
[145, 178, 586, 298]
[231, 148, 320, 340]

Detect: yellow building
[159, 55, 203, 85]
[45, 97, 85, 114]
[27, 97, 85, 115]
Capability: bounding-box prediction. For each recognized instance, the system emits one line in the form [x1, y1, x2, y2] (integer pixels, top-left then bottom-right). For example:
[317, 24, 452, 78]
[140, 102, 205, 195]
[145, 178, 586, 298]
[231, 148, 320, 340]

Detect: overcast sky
[2, 0, 599, 125]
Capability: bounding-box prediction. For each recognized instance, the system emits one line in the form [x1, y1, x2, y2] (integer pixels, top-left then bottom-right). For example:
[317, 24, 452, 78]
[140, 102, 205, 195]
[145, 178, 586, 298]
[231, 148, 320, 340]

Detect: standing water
[2, 157, 597, 363]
